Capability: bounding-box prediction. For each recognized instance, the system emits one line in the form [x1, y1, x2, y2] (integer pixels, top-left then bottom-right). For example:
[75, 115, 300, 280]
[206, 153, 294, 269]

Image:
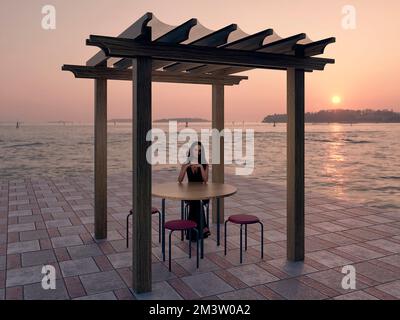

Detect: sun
[331, 95, 341, 104]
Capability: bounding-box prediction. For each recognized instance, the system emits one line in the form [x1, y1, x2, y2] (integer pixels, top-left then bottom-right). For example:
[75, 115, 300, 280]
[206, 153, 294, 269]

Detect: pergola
[62, 12, 335, 293]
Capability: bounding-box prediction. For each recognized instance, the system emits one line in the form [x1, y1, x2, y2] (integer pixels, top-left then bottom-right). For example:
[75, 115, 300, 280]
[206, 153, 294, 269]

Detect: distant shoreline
[263, 109, 400, 124]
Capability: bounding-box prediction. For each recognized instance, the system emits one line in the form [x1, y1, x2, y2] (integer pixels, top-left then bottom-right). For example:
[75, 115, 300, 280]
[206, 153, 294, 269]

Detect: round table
[152, 182, 237, 260]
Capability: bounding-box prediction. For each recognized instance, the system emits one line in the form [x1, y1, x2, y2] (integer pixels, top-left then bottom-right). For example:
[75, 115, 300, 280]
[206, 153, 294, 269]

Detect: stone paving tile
[266, 259, 318, 277]
[333, 290, 379, 300]
[182, 272, 234, 298]
[51, 235, 83, 248]
[0, 288, 4, 300]
[79, 270, 126, 295]
[21, 250, 57, 267]
[74, 291, 117, 300]
[335, 244, 385, 260]
[7, 223, 36, 233]
[6, 265, 45, 287]
[58, 225, 86, 236]
[9, 210, 32, 217]
[60, 257, 99, 277]
[218, 287, 264, 300]
[307, 250, 353, 268]
[24, 279, 69, 300]
[366, 239, 400, 253]
[152, 262, 177, 283]
[353, 261, 399, 284]
[306, 269, 368, 294]
[175, 256, 220, 274]
[107, 252, 132, 269]
[374, 280, 400, 298]
[67, 244, 103, 259]
[134, 281, 182, 300]
[7, 240, 40, 254]
[0, 256, 6, 271]
[64, 276, 86, 298]
[227, 264, 279, 286]
[19, 230, 49, 242]
[45, 219, 72, 229]
[266, 279, 328, 300]
[378, 254, 400, 268]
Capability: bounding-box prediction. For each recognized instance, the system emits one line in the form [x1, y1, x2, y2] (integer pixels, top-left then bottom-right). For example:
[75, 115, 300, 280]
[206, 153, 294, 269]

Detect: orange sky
[0, 0, 399, 122]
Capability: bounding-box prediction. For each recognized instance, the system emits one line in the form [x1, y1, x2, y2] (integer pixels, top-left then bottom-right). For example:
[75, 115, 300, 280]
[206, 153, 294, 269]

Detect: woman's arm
[178, 164, 189, 183]
[200, 165, 209, 183]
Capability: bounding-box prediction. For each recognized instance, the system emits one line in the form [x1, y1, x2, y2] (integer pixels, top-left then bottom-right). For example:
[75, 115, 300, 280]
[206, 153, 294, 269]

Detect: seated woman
[178, 141, 210, 241]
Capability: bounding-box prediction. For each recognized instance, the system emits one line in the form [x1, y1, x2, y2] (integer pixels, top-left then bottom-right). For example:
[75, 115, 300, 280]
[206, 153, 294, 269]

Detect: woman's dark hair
[187, 141, 208, 168]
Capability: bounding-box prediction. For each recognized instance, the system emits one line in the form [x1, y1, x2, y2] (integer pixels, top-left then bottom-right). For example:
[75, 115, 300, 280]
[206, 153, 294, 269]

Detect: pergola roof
[63, 12, 335, 85]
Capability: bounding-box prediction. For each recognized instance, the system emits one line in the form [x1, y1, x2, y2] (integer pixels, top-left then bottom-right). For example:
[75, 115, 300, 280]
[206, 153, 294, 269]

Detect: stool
[165, 219, 199, 271]
[224, 214, 263, 263]
[126, 207, 161, 248]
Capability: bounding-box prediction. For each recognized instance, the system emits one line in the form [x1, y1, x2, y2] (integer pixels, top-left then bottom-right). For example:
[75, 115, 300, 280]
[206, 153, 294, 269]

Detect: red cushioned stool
[165, 219, 199, 271]
[126, 207, 161, 248]
[224, 214, 264, 263]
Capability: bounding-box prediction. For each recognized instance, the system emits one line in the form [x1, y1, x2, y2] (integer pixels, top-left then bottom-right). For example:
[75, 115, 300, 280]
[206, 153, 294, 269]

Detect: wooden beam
[186, 29, 274, 74]
[211, 84, 225, 224]
[131, 56, 152, 293]
[163, 24, 238, 72]
[94, 78, 107, 239]
[209, 34, 308, 76]
[259, 33, 306, 54]
[286, 68, 305, 261]
[86, 35, 335, 71]
[62, 64, 247, 85]
[87, 12, 153, 66]
[295, 37, 336, 57]
[114, 18, 198, 70]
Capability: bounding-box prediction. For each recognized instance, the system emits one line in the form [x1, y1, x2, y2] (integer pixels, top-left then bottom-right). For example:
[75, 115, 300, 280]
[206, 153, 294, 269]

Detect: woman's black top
[186, 164, 207, 182]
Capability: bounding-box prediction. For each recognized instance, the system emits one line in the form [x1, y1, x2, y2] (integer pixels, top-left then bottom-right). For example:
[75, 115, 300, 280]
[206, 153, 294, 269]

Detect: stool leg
[188, 229, 192, 259]
[158, 211, 161, 243]
[168, 230, 173, 272]
[245, 224, 248, 251]
[193, 229, 199, 269]
[224, 220, 228, 256]
[181, 201, 184, 241]
[162, 199, 166, 262]
[259, 221, 264, 259]
[206, 203, 209, 226]
[126, 212, 132, 248]
[240, 224, 243, 264]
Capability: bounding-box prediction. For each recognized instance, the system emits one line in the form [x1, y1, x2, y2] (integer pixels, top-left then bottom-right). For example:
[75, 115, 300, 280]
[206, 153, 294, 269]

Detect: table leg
[217, 197, 220, 246]
[180, 200, 184, 241]
[200, 200, 204, 259]
[162, 198, 166, 261]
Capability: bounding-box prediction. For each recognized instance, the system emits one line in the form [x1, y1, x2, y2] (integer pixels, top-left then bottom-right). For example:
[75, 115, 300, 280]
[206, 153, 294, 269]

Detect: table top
[152, 182, 237, 200]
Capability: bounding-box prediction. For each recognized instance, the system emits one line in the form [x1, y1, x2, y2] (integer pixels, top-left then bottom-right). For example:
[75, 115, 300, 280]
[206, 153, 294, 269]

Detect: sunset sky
[0, 0, 399, 122]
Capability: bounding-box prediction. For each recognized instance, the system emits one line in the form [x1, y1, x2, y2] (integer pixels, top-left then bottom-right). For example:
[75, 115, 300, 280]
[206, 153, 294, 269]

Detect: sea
[0, 122, 399, 210]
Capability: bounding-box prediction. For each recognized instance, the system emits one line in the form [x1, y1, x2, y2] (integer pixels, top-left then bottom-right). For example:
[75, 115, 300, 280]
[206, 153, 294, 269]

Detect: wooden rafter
[86, 35, 334, 71]
[62, 64, 247, 85]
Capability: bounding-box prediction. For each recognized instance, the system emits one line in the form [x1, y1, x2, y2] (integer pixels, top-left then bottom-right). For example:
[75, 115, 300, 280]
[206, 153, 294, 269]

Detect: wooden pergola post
[212, 84, 225, 224]
[131, 56, 152, 293]
[94, 78, 107, 239]
[286, 68, 305, 261]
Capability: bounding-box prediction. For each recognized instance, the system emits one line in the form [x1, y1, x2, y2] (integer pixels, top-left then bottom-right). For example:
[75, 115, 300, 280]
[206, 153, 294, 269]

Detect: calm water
[0, 122, 399, 210]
